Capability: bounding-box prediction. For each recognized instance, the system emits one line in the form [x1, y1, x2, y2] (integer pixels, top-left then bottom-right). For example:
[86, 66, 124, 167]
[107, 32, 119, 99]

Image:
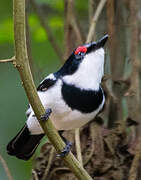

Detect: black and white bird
[7, 34, 108, 160]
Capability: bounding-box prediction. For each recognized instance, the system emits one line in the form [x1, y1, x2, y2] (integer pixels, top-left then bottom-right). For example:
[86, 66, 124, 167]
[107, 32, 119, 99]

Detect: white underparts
[26, 48, 105, 134]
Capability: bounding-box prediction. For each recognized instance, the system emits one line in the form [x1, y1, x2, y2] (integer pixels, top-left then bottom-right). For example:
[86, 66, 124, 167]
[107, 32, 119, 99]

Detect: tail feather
[7, 124, 44, 160]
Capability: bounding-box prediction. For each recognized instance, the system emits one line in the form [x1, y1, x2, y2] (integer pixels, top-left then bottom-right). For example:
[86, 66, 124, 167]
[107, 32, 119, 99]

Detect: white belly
[27, 80, 105, 134]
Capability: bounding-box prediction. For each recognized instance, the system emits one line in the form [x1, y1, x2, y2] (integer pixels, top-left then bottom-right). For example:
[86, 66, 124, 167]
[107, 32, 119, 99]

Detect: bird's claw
[57, 142, 72, 157]
[40, 108, 52, 121]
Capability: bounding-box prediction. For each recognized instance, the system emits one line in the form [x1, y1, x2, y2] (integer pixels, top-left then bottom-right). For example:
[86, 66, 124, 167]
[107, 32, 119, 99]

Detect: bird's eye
[78, 52, 82, 56]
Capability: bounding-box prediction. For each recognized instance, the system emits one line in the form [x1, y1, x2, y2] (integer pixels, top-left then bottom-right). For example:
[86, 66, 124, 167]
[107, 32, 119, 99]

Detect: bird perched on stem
[7, 34, 108, 160]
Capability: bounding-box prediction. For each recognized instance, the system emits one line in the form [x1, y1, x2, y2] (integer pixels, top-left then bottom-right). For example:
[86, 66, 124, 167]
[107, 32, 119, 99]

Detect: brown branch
[48, 167, 70, 180]
[125, 0, 140, 138]
[64, 0, 83, 60]
[42, 147, 55, 180]
[0, 59, 13, 63]
[106, 0, 116, 72]
[113, 78, 130, 86]
[106, 0, 117, 128]
[83, 124, 95, 166]
[30, 0, 63, 61]
[64, 0, 74, 60]
[86, 0, 107, 43]
[106, 0, 127, 127]
[0, 153, 13, 180]
[67, 0, 84, 45]
[91, 122, 104, 158]
[32, 169, 39, 180]
[0, 56, 15, 63]
[128, 139, 141, 180]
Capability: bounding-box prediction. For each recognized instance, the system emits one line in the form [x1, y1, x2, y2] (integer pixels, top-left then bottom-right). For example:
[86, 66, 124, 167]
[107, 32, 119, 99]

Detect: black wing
[37, 77, 57, 92]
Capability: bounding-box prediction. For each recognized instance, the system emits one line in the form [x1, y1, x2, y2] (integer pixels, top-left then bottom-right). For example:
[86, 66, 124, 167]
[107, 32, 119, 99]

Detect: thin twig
[0, 56, 15, 63]
[30, 0, 63, 61]
[75, 128, 83, 166]
[86, 0, 107, 43]
[42, 147, 55, 180]
[32, 169, 39, 180]
[67, 0, 84, 45]
[0, 59, 13, 63]
[48, 167, 70, 180]
[83, 124, 95, 166]
[64, 0, 73, 59]
[125, 0, 140, 138]
[0, 153, 13, 180]
[84, 144, 94, 166]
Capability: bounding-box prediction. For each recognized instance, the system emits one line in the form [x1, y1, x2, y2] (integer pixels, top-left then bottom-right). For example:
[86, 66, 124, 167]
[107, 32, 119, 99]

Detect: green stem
[13, 0, 93, 179]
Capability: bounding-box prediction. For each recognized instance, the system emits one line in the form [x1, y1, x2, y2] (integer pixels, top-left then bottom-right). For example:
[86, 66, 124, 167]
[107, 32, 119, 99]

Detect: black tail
[7, 124, 44, 160]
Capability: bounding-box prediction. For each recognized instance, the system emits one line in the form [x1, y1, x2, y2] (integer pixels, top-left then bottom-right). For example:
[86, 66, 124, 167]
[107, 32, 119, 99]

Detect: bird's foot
[57, 141, 72, 157]
[40, 108, 52, 121]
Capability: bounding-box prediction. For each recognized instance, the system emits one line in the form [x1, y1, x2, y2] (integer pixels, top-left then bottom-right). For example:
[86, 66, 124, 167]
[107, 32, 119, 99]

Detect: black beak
[96, 34, 108, 47]
[85, 34, 108, 53]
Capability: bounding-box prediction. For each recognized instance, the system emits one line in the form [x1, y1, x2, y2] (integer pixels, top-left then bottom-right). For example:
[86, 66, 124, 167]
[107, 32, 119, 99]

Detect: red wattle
[75, 46, 87, 55]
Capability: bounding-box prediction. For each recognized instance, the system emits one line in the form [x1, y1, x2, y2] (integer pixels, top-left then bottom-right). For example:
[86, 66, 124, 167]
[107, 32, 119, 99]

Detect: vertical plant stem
[86, 0, 107, 43]
[106, 0, 126, 127]
[75, 128, 83, 166]
[125, 0, 140, 139]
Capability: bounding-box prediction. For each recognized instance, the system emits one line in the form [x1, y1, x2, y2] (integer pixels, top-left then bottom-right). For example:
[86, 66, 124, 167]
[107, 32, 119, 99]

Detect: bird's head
[57, 34, 108, 90]
[74, 34, 108, 61]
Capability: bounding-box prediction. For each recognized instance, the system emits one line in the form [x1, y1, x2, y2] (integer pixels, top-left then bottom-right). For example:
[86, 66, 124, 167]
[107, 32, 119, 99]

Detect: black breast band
[61, 82, 104, 113]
